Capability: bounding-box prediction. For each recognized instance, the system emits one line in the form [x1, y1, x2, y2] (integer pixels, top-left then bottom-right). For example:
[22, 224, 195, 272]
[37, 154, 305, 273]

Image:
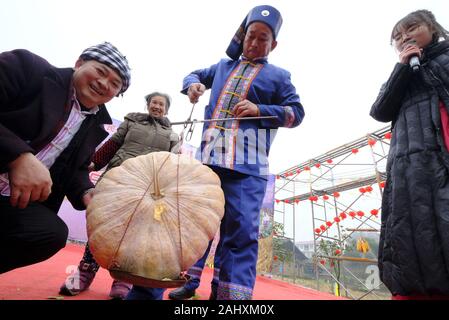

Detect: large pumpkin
[86, 151, 225, 284]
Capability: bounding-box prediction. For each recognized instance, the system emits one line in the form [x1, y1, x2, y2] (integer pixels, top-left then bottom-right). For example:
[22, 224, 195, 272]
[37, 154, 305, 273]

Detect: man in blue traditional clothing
[167, 4, 305, 300]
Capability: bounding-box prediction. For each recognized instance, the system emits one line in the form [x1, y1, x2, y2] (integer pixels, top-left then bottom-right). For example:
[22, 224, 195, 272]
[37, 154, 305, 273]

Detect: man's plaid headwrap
[79, 42, 131, 94]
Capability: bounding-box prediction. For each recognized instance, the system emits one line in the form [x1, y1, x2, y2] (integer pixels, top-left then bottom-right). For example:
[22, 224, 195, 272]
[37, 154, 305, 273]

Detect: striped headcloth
[79, 42, 131, 94]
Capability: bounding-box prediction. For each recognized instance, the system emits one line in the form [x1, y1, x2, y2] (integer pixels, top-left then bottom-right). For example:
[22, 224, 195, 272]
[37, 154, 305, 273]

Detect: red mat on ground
[0, 243, 344, 300]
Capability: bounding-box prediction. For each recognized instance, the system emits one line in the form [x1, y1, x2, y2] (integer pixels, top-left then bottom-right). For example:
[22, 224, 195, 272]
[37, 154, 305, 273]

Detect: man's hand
[8, 152, 53, 209]
[82, 188, 95, 207]
[88, 162, 96, 172]
[187, 83, 206, 103]
[233, 99, 260, 118]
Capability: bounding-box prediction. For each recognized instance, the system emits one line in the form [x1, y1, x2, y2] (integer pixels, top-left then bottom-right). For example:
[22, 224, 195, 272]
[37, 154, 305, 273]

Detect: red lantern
[294, 199, 300, 204]
[304, 166, 310, 171]
[370, 209, 379, 216]
[340, 212, 347, 219]
[276, 175, 280, 179]
[368, 139, 376, 146]
[334, 217, 341, 223]
[379, 181, 386, 188]
[323, 195, 329, 201]
[274, 255, 278, 261]
[315, 163, 321, 168]
[359, 187, 366, 193]
[320, 259, 326, 265]
[326, 159, 333, 164]
[326, 221, 332, 227]
[296, 169, 301, 174]
[365, 186, 373, 192]
[357, 211, 365, 217]
[335, 249, 341, 255]
[275, 199, 280, 203]
[384, 132, 392, 140]
[315, 228, 321, 234]
[284, 199, 290, 204]
[320, 225, 326, 231]
[333, 192, 340, 198]
[349, 211, 356, 218]
[351, 148, 359, 154]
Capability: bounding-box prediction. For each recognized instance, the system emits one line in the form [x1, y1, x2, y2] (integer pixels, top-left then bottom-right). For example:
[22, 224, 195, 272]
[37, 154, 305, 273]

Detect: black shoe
[208, 291, 216, 300]
[168, 287, 196, 300]
[209, 286, 217, 300]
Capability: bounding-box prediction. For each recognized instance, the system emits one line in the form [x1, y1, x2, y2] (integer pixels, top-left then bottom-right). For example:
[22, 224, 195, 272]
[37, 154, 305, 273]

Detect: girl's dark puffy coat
[370, 40, 449, 296]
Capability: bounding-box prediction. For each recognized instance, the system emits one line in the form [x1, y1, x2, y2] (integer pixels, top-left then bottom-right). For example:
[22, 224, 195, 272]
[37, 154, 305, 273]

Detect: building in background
[296, 241, 315, 259]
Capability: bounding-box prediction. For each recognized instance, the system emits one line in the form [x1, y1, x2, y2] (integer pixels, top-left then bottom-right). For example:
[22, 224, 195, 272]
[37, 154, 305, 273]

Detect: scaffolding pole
[274, 125, 391, 299]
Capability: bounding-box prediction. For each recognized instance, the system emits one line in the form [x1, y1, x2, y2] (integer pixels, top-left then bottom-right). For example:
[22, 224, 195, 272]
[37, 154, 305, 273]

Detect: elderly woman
[59, 92, 179, 299]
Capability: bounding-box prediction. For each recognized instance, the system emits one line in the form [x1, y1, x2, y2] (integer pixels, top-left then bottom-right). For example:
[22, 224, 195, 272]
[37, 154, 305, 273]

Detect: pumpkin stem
[151, 155, 164, 200]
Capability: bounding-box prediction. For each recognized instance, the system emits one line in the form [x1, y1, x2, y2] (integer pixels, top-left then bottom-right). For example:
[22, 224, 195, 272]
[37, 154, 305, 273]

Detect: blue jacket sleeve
[258, 70, 304, 129]
[181, 62, 219, 94]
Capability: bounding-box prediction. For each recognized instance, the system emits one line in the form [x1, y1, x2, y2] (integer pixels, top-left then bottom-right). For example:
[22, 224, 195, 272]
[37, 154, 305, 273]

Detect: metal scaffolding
[273, 125, 392, 299]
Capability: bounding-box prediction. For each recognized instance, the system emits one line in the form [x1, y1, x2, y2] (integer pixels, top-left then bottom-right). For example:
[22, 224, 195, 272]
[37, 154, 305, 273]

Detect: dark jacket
[0, 49, 112, 211]
[370, 40, 449, 296]
[106, 112, 179, 169]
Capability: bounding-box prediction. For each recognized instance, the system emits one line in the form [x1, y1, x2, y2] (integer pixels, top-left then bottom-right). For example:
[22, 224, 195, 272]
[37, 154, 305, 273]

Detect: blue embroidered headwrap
[226, 5, 283, 60]
[79, 42, 131, 95]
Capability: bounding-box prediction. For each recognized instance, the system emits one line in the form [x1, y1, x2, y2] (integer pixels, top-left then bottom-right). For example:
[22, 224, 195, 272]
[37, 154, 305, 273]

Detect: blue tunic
[182, 57, 304, 178]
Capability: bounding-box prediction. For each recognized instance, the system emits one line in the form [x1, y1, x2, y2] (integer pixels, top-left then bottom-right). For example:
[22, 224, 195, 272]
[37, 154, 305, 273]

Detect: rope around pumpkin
[108, 152, 189, 287]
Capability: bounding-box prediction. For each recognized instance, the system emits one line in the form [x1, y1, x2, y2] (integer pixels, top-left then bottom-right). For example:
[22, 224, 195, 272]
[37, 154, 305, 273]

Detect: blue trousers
[125, 286, 165, 300]
[184, 237, 221, 296]
[186, 166, 266, 300]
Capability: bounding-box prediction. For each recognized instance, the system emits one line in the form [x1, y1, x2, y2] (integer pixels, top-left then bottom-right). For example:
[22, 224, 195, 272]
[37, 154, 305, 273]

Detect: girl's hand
[399, 42, 422, 65]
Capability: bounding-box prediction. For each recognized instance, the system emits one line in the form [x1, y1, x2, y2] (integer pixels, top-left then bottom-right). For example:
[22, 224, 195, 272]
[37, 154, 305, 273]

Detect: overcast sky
[2, 0, 448, 174]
